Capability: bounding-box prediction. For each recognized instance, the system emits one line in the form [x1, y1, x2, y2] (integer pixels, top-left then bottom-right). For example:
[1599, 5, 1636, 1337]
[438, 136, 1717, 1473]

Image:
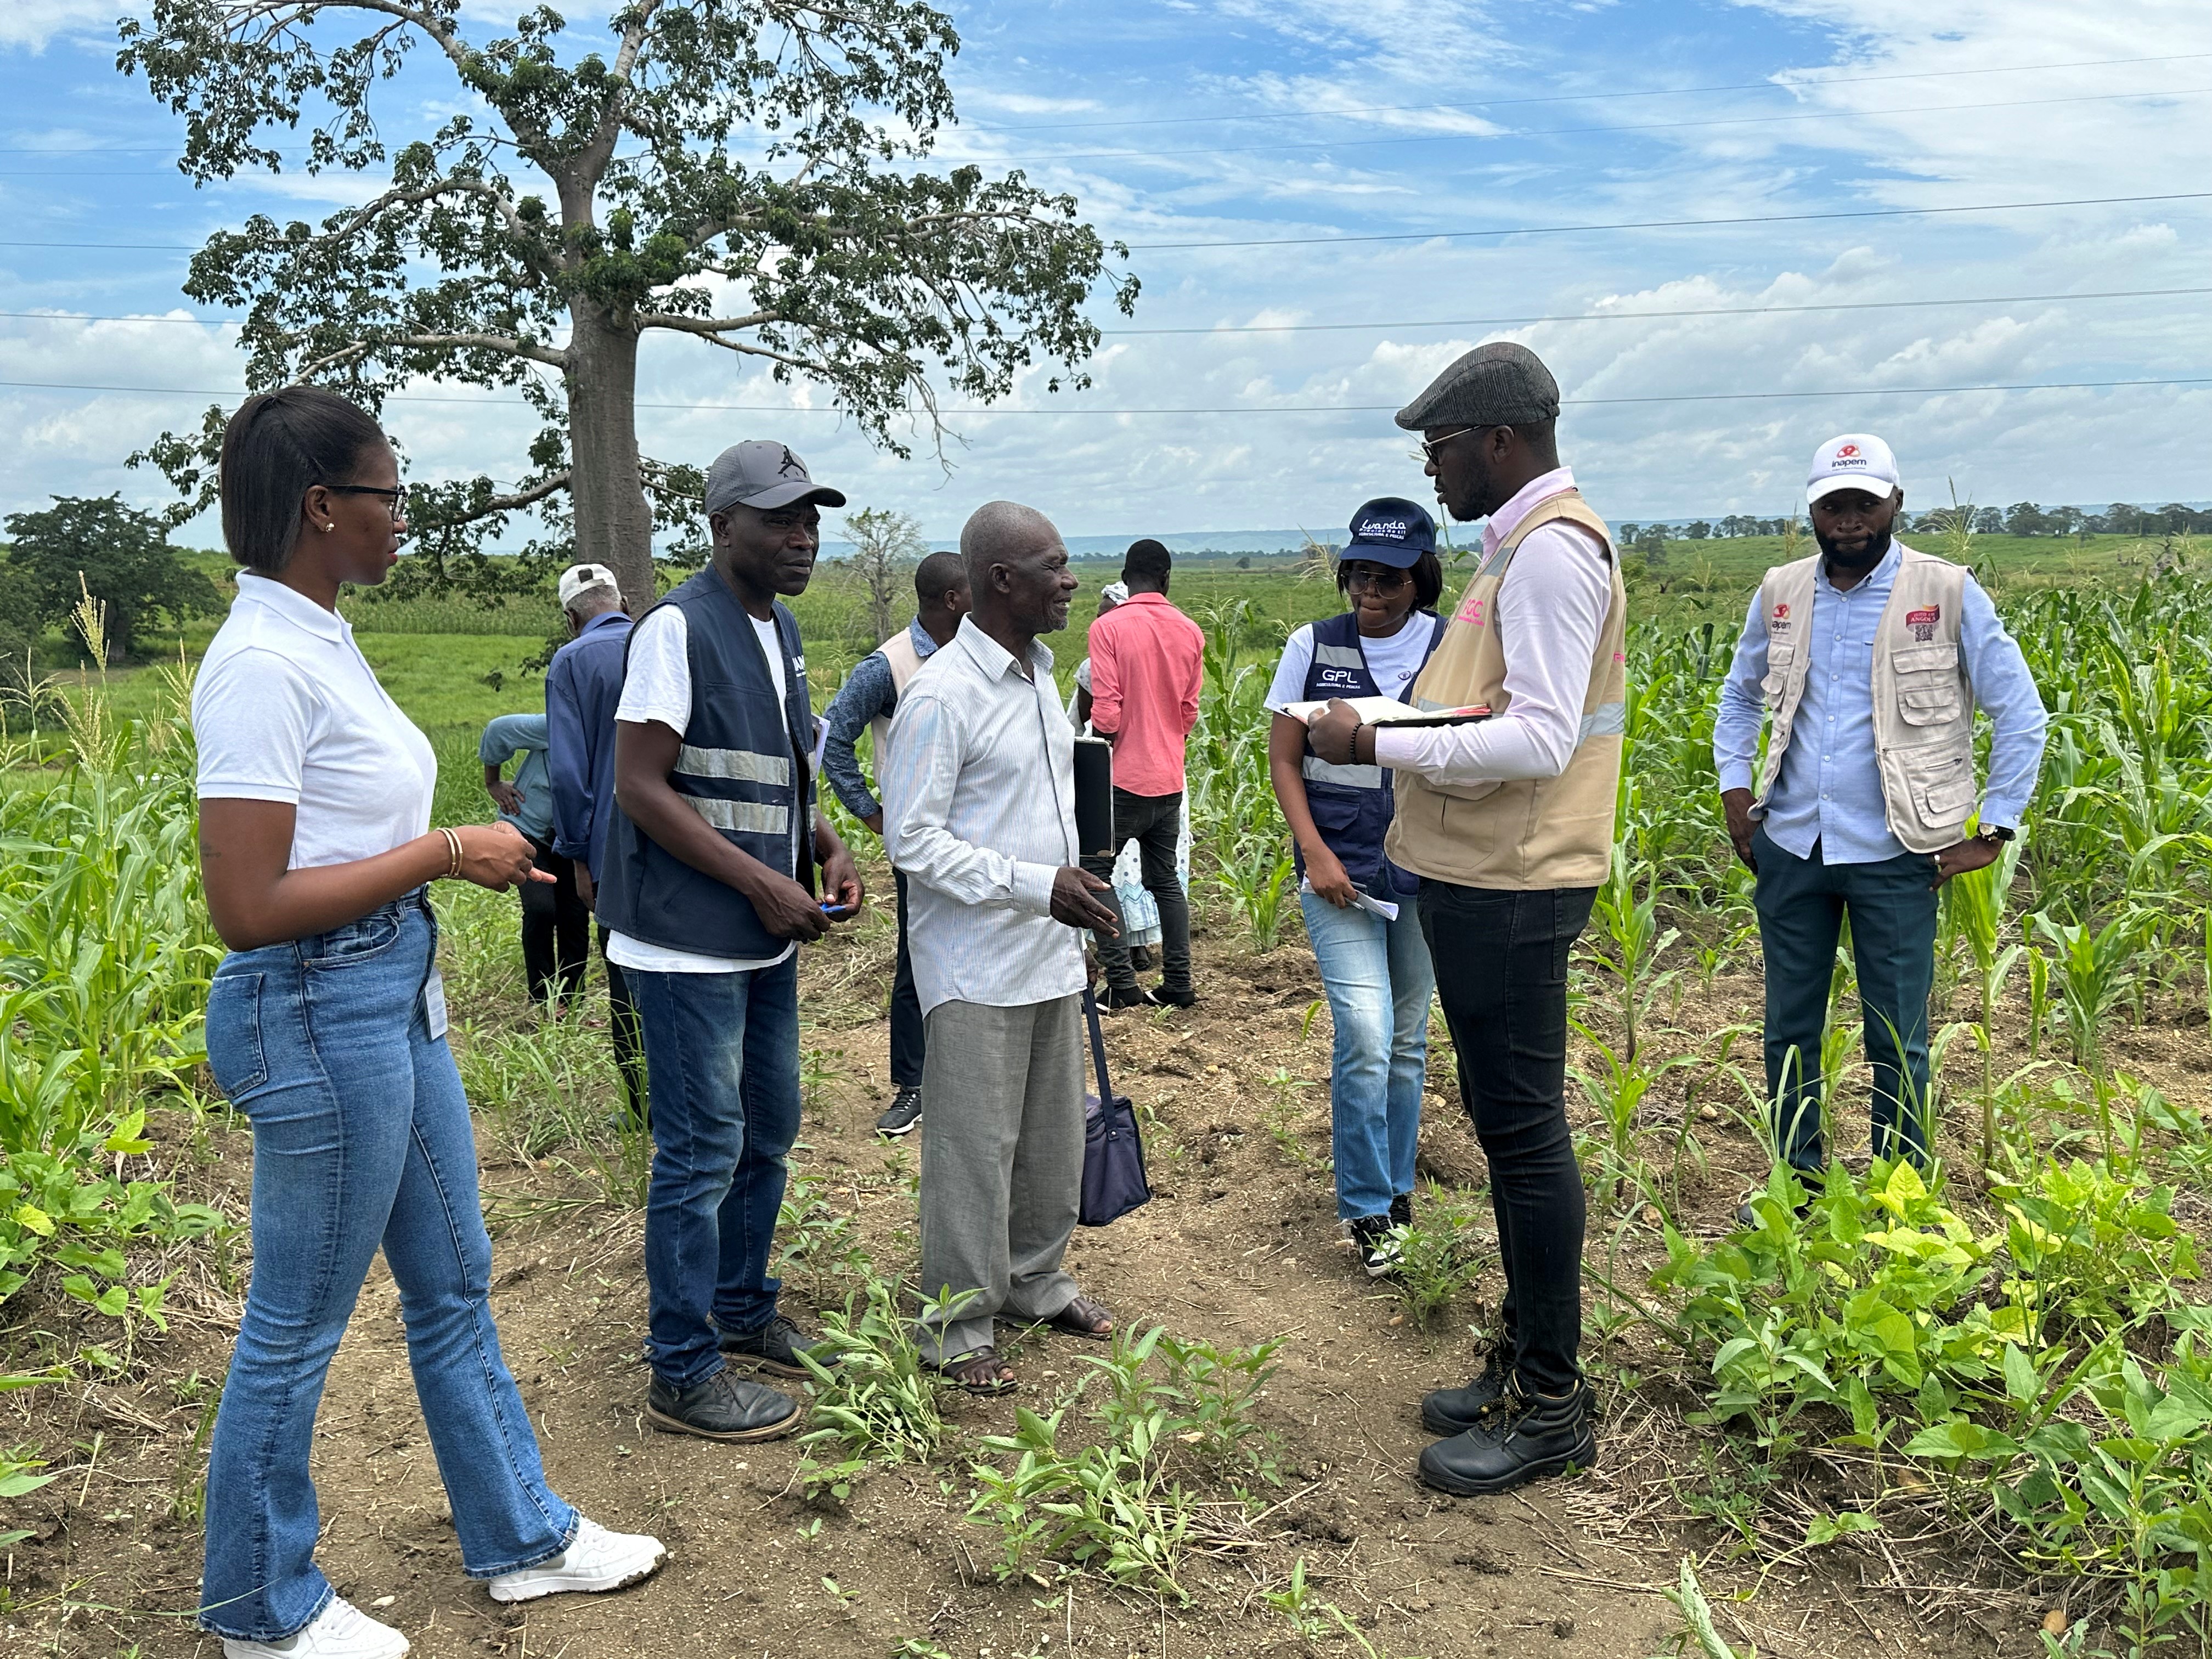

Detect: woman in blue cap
[1265, 496, 1448, 1274]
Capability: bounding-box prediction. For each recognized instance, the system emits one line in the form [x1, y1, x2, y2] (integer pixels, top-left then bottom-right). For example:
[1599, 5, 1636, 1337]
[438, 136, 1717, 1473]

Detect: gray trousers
[915, 995, 1085, 1363]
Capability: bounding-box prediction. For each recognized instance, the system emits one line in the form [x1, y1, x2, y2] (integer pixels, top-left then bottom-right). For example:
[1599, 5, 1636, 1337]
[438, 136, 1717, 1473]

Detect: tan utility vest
[1752, 544, 1974, 854]
[869, 625, 926, 765]
[1385, 490, 1629, 890]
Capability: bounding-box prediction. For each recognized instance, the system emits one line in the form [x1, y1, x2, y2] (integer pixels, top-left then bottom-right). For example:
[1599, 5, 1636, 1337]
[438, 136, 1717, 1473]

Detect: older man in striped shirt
[880, 500, 1124, 1396]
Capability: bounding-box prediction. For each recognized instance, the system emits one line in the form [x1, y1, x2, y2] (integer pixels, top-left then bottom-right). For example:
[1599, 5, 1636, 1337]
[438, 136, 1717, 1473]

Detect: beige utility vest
[1752, 544, 1974, 854]
[1385, 490, 1629, 890]
[870, 626, 926, 764]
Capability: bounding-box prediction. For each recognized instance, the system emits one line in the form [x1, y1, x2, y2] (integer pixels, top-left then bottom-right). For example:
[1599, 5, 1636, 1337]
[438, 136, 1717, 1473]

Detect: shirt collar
[1118, 591, 1170, 607]
[1481, 465, 1578, 558]
[235, 569, 348, 643]
[582, 610, 631, 636]
[908, 617, 942, 660]
[1813, 535, 1906, 595]
[953, 613, 1054, 681]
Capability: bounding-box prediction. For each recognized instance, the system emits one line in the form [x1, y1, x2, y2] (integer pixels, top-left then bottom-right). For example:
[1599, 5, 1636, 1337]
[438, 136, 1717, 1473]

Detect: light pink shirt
[1373, 466, 1615, 786]
[1087, 592, 1206, 797]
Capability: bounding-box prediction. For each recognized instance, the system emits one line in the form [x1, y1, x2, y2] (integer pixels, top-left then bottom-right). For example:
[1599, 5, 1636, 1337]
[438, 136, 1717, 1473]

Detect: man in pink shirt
[1082, 539, 1205, 1007]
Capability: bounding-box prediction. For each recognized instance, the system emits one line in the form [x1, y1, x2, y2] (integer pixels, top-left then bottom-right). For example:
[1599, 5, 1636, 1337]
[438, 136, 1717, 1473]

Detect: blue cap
[1343, 496, 1437, 567]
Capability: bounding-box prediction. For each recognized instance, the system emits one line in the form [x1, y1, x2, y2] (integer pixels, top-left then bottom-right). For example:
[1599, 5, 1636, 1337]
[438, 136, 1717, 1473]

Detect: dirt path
[9, 905, 2178, 1658]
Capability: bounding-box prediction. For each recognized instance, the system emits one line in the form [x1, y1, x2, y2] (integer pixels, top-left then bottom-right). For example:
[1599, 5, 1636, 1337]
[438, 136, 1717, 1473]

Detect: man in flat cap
[1308, 341, 1624, 1497]
[597, 440, 865, 1443]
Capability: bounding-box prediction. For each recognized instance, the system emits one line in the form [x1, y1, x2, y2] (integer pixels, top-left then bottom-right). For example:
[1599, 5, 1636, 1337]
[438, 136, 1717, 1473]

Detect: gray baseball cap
[703, 441, 848, 516]
[1395, 341, 1561, 432]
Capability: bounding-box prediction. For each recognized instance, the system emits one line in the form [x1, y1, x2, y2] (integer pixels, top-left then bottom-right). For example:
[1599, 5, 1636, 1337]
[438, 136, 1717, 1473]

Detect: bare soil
[8, 885, 2207, 1659]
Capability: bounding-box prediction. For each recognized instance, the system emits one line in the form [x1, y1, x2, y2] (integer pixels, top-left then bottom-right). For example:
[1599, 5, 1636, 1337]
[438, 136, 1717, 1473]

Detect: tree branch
[635, 310, 784, 335]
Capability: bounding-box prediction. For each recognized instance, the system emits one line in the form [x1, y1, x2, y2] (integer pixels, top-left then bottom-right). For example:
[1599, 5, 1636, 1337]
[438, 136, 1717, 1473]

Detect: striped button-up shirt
[880, 616, 1086, 1015]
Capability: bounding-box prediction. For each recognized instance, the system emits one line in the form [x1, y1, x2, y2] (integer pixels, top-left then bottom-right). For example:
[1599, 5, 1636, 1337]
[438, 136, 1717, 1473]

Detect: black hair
[1338, 550, 1444, 612]
[219, 386, 388, 574]
[913, 548, 968, 606]
[1121, 538, 1172, 585]
[1516, 418, 1560, 469]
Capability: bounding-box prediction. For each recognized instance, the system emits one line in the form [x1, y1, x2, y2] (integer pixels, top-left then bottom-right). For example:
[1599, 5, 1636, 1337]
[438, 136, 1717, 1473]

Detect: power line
[7, 282, 2199, 336]
[0, 374, 2204, 414]
[1122, 190, 2212, 252]
[3, 188, 2204, 259]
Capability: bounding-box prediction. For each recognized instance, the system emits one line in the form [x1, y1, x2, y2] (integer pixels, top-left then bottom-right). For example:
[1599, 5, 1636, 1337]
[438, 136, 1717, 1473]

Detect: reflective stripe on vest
[1302, 755, 1385, 789]
[675, 743, 792, 786]
[687, 797, 793, 836]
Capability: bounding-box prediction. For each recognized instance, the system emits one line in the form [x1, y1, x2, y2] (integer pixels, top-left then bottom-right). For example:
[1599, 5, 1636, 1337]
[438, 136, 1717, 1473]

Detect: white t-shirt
[193, 571, 437, 868]
[1266, 611, 1437, 711]
[606, 604, 798, 974]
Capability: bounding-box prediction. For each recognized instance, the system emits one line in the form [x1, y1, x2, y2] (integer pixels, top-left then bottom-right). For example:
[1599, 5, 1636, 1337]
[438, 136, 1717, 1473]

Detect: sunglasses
[1411, 425, 1493, 465]
[1342, 566, 1412, 594]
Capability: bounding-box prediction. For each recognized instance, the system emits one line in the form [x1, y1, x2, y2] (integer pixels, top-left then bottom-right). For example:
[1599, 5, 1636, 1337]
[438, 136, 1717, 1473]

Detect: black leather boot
[1419, 1345, 1513, 1436]
[1418, 1378, 1596, 1496]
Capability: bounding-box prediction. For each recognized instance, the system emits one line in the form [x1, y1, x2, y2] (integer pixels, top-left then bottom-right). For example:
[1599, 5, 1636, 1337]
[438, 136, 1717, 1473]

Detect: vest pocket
[1759, 643, 1796, 705]
[1903, 748, 1976, 821]
[1898, 684, 1963, 725]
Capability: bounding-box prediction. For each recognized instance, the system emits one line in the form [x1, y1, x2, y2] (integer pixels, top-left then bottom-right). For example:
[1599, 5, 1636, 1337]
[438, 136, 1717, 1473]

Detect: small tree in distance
[2, 495, 222, 664]
[120, 1, 1137, 612]
[840, 507, 927, 645]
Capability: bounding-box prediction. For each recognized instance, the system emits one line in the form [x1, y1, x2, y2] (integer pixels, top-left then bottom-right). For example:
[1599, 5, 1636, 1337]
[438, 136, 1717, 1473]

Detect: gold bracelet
[439, 827, 463, 879]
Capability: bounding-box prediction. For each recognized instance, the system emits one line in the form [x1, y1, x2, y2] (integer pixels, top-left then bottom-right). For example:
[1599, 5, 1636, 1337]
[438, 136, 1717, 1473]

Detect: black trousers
[1419, 879, 1597, 1396]
[597, 923, 648, 1121]
[1080, 787, 1193, 995]
[890, 868, 925, 1090]
[522, 838, 590, 1006]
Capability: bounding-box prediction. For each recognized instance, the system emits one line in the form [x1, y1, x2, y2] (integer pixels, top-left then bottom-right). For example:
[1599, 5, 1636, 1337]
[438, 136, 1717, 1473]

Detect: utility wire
[0, 375, 2204, 414]
[6, 283, 2201, 336]
[3, 188, 2204, 257]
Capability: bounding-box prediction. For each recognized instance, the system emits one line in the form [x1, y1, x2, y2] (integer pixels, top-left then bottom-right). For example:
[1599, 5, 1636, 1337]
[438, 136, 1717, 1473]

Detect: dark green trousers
[1751, 824, 1939, 1174]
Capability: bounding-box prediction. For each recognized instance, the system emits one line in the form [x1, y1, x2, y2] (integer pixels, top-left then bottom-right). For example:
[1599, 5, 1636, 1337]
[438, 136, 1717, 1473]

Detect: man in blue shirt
[545, 561, 644, 1118]
[819, 550, 971, 1137]
[482, 709, 589, 1009]
[1714, 434, 2047, 1191]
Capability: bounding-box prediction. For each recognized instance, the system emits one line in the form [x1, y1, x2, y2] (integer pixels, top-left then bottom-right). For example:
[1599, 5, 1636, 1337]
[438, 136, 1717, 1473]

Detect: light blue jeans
[1300, 888, 1435, 1222]
[200, 893, 573, 1641]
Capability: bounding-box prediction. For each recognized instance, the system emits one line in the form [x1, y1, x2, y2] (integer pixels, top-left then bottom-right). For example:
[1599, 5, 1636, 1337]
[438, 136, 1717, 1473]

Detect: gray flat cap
[1395, 341, 1560, 431]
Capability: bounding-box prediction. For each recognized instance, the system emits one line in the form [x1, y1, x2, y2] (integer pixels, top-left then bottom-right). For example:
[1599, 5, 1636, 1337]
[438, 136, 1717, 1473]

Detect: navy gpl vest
[595, 568, 816, 961]
[1297, 610, 1447, 898]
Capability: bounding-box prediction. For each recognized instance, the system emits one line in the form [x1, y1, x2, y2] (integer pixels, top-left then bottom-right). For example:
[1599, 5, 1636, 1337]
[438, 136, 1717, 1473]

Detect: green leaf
[2004, 1342, 2039, 1405]
[1804, 1510, 1880, 1547]
[10, 1204, 53, 1238]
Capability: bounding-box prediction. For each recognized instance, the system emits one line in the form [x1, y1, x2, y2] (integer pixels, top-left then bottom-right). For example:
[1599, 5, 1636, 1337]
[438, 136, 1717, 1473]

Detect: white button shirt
[879, 616, 1086, 1015]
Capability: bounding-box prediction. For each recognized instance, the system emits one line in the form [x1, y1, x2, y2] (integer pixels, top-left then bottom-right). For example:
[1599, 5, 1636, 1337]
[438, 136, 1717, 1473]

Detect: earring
[322, 523, 334, 533]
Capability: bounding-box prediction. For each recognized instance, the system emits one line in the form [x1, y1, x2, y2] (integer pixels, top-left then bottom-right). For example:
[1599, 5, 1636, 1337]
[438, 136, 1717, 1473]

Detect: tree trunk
[565, 308, 656, 612]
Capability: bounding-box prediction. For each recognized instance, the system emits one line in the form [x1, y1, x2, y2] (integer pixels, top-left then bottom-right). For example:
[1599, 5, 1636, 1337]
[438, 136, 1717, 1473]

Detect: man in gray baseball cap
[1307, 339, 1627, 1498]
[594, 436, 865, 1442]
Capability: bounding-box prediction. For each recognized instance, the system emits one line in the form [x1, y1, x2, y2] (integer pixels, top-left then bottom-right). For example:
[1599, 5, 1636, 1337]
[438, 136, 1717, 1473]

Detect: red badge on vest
[1770, 600, 1791, 634]
[1906, 605, 1940, 642]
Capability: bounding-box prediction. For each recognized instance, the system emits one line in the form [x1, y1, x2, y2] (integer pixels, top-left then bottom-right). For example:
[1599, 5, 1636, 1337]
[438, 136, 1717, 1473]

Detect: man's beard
[1445, 445, 1499, 522]
[1815, 524, 1893, 571]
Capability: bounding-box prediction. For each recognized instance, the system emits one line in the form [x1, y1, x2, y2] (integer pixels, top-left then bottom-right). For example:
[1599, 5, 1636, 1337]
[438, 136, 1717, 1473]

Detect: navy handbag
[1079, 987, 1152, 1227]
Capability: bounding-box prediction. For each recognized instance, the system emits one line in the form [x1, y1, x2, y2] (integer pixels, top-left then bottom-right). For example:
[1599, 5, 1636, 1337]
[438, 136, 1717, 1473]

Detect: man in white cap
[1713, 434, 2047, 1200]
[545, 561, 644, 1118]
[595, 441, 865, 1442]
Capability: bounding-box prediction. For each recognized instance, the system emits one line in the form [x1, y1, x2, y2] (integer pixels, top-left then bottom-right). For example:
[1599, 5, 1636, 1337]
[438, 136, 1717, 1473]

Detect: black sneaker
[646, 1369, 802, 1442]
[1348, 1215, 1399, 1278]
[1418, 1378, 1597, 1497]
[1390, 1191, 1413, 1228]
[875, 1086, 923, 1138]
[719, 1313, 828, 1378]
[1420, 1346, 1513, 1436]
[1155, 984, 1198, 1009]
[1102, 984, 1157, 1010]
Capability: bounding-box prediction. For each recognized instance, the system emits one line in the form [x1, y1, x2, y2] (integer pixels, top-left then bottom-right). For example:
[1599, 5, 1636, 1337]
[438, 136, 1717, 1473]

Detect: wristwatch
[1979, 825, 2017, 844]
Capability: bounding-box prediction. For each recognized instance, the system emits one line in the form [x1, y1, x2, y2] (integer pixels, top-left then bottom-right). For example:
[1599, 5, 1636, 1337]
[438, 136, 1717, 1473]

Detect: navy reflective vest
[594, 568, 816, 961]
[1296, 609, 1447, 898]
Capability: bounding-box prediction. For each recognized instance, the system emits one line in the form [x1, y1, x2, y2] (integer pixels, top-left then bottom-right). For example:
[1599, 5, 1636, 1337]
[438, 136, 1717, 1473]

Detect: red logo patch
[1773, 602, 1790, 619]
[1837, 443, 1861, 459]
[1906, 605, 1940, 642]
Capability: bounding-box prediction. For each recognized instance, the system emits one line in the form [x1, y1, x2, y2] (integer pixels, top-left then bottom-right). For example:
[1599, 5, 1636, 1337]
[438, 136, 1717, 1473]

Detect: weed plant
[794, 1277, 947, 1500]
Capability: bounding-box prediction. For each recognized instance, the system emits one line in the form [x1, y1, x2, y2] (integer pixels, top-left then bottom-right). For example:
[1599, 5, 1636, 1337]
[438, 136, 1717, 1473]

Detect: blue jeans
[629, 956, 802, 1388]
[1752, 826, 1938, 1174]
[200, 894, 573, 1642]
[1300, 889, 1434, 1222]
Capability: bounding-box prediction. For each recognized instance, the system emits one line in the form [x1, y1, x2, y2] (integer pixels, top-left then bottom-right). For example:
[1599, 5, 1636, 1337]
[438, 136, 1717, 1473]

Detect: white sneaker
[220, 1596, 409, 1658]
[487, 1516, 667, 1604]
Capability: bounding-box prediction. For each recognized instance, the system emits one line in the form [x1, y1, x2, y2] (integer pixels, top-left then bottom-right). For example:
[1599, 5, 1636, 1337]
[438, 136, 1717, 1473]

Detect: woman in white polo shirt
[191, 387, 664, 1659]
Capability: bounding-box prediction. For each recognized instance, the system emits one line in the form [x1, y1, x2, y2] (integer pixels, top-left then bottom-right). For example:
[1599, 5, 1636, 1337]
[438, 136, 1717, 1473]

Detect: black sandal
[1034, 1295, 1115, 1340]
[930, 1347, 1018, 1395]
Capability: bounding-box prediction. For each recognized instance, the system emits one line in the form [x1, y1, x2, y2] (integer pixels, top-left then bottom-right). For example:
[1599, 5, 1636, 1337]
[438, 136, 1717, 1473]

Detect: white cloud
[0, 3, 127, 52]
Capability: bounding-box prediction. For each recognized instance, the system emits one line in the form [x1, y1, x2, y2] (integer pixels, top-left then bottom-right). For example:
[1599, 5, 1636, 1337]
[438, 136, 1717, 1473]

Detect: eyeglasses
[1411, 425, 1492, 465]
[1342, 567, 1412, 594]
[319, 482, 407, 520]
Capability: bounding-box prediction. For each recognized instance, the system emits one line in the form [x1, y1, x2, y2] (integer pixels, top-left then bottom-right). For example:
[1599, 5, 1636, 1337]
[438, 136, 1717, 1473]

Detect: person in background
[819, 550, 973, 1138]
[1266, 498, 1447, 1278]
[481, 710, 589, 1009]
[881, 500, 1122, 1395]
[192, 386, 662, 1659]
[595, 441, 864, 1443]
[1308, 342, 1624, 1497]
[545, 562, 645, 1119]
[1713, 434, 2047, 1198]
[1069, 580, 1189, 973]
[1081, 540, 1205, 1008]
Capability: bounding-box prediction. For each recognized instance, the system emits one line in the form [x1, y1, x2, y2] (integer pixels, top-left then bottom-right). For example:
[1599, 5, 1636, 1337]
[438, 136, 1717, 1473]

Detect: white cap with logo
[1806, 433, 1901, 506]
[558, 562, 620, 610]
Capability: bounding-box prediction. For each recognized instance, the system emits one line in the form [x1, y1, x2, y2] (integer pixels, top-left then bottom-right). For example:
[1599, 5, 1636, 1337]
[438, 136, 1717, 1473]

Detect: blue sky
[1, 0, 2207, 545]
